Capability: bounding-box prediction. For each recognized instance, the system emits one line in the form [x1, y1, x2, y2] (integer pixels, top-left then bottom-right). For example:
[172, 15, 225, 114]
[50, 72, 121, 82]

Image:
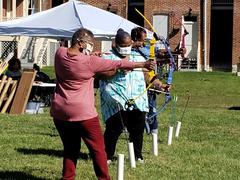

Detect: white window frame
[28, 0, 36, 14]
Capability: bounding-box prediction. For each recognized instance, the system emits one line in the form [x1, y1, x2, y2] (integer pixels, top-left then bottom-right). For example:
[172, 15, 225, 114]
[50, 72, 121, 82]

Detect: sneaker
[137, 158, 144, 164]
[107, 160, 112, 165]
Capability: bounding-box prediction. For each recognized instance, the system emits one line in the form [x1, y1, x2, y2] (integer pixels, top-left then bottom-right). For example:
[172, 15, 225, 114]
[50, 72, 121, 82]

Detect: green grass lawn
[42, 66, 55, 79]
[0, 71, 240, 180]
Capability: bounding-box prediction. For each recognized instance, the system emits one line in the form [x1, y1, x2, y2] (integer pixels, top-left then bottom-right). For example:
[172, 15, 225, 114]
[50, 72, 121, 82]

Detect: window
[212, 0, 233, 5]
[52, 0, 63, 8]
[153, 14, 169, 39]
[28, 0, 36, 15]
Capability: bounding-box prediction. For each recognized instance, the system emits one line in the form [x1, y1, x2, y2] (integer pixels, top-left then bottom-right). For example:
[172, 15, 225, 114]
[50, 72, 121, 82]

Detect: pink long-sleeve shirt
[50, 47, 135, 121]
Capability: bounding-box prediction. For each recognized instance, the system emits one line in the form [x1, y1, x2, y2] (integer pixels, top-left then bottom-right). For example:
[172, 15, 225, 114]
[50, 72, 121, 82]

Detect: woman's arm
[94, 70, 117, 80]
[89, 55, 154, 74]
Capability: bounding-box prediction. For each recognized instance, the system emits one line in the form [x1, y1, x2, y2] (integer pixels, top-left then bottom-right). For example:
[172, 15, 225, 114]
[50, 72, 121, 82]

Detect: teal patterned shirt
[99, 50, 149, 122]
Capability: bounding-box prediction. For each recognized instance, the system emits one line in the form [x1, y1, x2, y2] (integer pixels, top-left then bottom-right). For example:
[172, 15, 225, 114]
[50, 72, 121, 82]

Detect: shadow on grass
[36, 132, 59, 137]
[228, 106, 240, 110]
[16, 148, 90, 160]
[0, 171, 46, 180]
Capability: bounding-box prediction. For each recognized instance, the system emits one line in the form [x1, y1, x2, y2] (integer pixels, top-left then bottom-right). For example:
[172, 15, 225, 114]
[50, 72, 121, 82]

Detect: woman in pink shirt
[50, 28, 153, 180]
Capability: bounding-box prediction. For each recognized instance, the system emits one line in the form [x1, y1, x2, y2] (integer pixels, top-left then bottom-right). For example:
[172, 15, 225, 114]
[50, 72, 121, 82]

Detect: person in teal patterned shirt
[99, 29, 150, 164]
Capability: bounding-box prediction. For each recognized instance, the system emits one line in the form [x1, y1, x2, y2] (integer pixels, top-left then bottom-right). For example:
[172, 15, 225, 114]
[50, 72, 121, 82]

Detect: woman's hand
[144, 60, 155, 71]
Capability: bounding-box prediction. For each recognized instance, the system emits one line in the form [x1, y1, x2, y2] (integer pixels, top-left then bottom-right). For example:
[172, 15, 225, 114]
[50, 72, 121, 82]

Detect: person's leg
[146, 92, 155, 134]
[149, 93, 158, 134]
[104, 112, 124, 160]
[150, 116, 158, 134]
[54, 119, 81, 180]
[81, 117, 110, 180]
[127, 110, 146, 160]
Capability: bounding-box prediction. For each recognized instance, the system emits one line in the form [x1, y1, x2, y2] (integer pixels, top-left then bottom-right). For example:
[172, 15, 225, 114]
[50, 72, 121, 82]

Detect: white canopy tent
[0, 0, 151, 40]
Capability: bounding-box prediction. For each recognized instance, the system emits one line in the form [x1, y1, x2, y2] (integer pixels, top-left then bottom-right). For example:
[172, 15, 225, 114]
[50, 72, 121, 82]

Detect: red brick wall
[232, 0, 240, 68]
[16, 0, 23, 17]
[79, 0, 127, 18]
[42, 0, 127, 17]
[43, 0, 52, 10]
[144, 0, 203, 64]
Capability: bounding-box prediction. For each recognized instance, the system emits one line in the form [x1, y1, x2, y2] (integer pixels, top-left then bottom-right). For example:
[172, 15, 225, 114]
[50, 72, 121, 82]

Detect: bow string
[135, 8, 176, 119]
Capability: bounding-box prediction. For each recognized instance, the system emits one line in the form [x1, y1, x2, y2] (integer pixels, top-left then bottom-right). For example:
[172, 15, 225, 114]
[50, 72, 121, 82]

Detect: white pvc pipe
[117, 154, 124, 180]
[168, 126, 173, 145]
[152, 133, 158, 156]
[128, 142, 136, 168]
[175, 121, 182, 138]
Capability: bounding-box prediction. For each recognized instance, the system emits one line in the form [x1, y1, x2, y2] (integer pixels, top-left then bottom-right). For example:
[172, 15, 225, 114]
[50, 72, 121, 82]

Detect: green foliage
[0, 72, 240, 179]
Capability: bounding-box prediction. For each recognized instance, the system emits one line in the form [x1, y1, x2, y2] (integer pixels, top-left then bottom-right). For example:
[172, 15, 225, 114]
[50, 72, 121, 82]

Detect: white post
[23, 0, 28, 17]
[117, 154, 124, 180]
[0, 0, 3, 21]
[175, 121, 182, 138]
[128, 142, 136, 168]
[168, 126, 173, 145]
[204, 0, 208, 71]
[6, 0, 11, 18]
[39, 0, 42, 12]
[12, 0, 16, 18]
[152, 133, 158, 156]
[197, 41, 201, 71]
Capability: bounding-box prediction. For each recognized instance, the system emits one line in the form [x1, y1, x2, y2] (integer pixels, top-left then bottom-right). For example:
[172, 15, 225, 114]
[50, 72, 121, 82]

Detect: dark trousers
[146, 92, 158, 134]
[104, 109, 146, 160]
[54, 117, 110, 180]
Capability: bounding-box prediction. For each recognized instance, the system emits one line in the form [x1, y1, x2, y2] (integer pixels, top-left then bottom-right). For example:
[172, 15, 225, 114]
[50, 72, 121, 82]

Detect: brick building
[0, 0, 239, 72]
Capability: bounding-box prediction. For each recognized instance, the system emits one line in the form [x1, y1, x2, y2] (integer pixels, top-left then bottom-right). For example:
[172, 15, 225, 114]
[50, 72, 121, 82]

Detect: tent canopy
[0, 0, 151, 40]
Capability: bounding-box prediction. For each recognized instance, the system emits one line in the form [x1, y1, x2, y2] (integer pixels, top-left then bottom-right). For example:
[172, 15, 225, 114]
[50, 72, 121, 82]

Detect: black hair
[71, 28, 94, 46]
[115, 28, 131, 45]
[131, 27, 147, 41]
[33, 63, 40, 72]
[8, 57, 21, 71]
